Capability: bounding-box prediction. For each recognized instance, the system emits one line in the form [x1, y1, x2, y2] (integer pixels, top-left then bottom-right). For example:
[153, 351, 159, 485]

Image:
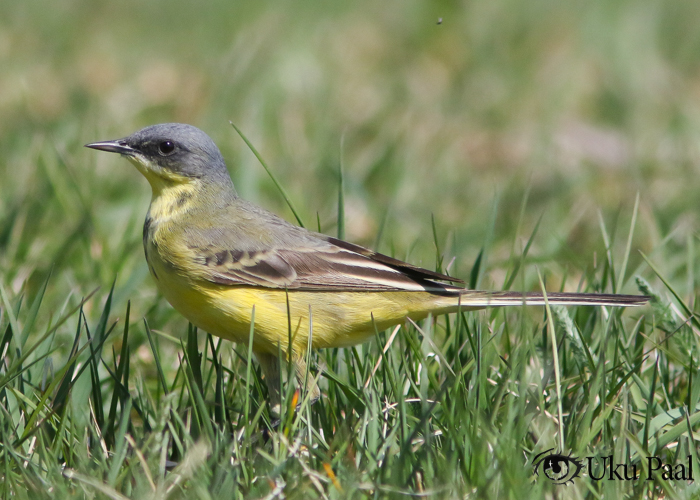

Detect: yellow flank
[148, 236, 464, 356]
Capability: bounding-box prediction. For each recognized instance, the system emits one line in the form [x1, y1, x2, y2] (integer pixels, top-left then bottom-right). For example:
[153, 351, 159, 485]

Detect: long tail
[454, 290, 650, 308]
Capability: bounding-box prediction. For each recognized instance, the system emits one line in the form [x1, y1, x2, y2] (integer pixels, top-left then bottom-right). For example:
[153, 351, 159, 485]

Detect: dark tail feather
[455, 290, 650, 308]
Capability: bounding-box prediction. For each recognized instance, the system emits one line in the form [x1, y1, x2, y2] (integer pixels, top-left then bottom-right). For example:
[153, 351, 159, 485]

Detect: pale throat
[127, 156, 199, 222]
[148, 182, 199, 222]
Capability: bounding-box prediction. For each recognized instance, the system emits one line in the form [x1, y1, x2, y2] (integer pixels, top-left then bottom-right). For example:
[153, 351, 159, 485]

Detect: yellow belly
[149, 256, 459, 356]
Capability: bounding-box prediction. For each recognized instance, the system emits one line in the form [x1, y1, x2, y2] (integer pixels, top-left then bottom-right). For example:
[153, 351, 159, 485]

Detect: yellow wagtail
[86, 123, 649, 415]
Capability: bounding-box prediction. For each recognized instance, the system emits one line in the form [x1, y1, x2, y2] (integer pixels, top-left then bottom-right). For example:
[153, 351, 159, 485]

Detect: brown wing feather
[197, 242, 463, 293]
[324, 236, 464, 284]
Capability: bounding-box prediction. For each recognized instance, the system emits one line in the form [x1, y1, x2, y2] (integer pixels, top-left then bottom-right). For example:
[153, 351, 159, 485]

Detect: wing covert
[195, 242, 463, 293]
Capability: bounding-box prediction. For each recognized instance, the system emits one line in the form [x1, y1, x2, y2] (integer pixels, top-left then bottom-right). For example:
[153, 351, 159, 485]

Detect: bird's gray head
[86, 123, 233, 188]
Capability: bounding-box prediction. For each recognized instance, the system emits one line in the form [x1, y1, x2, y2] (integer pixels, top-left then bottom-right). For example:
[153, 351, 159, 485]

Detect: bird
[86, 123, 649, 416]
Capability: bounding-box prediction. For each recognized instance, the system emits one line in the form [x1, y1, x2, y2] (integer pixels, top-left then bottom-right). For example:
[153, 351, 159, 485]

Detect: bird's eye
[158, 141, 176, 156]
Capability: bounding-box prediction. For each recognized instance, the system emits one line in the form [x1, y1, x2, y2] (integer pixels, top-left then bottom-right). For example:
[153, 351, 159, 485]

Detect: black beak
[85, 140, 136, 156]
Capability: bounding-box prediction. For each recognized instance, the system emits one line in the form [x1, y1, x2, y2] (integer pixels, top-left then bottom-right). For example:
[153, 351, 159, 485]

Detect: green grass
[2, 0, 700, 497]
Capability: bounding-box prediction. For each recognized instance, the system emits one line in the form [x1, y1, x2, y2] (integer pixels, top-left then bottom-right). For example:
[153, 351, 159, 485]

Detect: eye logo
[532, 449, 584, 485]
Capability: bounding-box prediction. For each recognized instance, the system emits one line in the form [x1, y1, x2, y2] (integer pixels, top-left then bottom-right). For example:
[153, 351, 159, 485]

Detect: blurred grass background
[1, 0, 700, 498]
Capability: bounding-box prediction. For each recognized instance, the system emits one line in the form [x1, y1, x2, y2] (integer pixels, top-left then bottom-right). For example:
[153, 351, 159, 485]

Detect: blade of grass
[143, 319, 169, 395]
[503, 213, 542, 291]
[643, 356, 659, 454]
[244, 305, 256, 442]
[91, 280, 115, 365]
[617, 192, 639, 290]
[474, 194, 499, 289]
[0, 280, 24, 355]
[597, 209, 617, 293]
[19, 269, 52, 346]
[538, 270, 564, 452]
[431, 214, 443, 274]
[230, 121, 305, 227]
[105, 300, 131, 449]
[337, 134, 345, 240]
[187, 323, 203, 394]
[181, 352, 214, 443]
[107, 398, 132, 487]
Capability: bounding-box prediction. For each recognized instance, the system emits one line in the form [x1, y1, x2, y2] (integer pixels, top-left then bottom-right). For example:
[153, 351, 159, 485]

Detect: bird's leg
[293, 355, 320, 409]
[256, 352, 282, 418]
[257, 351, 321, 420]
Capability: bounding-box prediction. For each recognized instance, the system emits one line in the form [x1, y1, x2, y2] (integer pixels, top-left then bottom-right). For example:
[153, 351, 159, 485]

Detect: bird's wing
[176, 198, 463, 292]
[191, 239, 464, 293]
